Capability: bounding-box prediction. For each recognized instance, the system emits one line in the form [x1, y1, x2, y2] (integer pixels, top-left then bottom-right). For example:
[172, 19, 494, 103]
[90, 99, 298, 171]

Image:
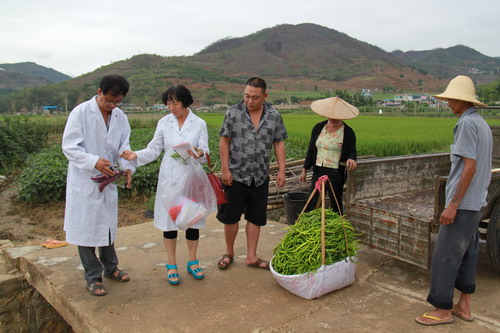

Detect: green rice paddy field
[199, 113, 500, 158]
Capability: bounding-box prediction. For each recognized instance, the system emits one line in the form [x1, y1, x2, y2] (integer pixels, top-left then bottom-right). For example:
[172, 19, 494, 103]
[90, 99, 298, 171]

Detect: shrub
[17, 146, 67, 202]
[0, 117, 50, 173]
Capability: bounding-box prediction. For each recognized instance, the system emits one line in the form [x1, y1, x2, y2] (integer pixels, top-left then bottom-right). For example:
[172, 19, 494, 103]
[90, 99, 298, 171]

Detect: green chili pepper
[272, 208, 361, 275]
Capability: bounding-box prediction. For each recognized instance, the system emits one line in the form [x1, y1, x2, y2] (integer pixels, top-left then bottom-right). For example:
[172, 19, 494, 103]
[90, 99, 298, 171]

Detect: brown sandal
[247, 258, 270, 270]
[104, 268, 130, 282]
[217, 254, 234, 270]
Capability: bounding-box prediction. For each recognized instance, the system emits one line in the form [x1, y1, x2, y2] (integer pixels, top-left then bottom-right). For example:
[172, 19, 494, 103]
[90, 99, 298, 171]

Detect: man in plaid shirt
[217, 77, 287, 270]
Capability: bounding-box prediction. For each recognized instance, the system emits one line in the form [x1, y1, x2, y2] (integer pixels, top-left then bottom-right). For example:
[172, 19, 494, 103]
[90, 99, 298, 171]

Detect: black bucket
[283, 192, 310, 225]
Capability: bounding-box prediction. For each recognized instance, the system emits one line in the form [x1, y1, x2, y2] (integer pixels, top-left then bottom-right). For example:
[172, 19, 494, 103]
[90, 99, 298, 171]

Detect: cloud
[1, 0, 498, 76]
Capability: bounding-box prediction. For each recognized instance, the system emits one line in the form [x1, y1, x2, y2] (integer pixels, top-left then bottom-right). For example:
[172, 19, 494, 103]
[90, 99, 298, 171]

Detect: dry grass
[0, 179, 153, 246]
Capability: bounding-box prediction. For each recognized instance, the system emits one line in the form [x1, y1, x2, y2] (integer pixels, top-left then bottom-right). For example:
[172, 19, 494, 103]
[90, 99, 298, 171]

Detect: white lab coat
[135, 109, 209, 231]
[62, 96, 136, 247]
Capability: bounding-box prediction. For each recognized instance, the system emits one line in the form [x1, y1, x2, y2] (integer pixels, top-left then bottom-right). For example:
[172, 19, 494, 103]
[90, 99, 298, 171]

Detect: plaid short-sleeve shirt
[219, 101, 288, 186]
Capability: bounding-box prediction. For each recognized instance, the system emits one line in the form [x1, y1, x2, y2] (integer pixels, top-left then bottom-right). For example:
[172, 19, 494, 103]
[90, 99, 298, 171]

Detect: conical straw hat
[433, 75, 487, 107]
[310, 96, 359, 120]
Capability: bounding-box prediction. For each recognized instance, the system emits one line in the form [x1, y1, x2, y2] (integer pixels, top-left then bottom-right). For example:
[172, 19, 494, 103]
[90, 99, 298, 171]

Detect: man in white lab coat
[62, 74, 135, 296]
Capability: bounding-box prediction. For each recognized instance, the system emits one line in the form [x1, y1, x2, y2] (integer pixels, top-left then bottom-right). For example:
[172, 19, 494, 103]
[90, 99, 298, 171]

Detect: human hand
[346, 159, 357, 171]
[440, 204, 457, 225]
[276, 171, 286, 188]
[95, 158, 114, 177]
[120, 150, 137, 161]
[221, 169, 233, 186]
[187, 147, 203, 159]
[299, 169, 307, 183]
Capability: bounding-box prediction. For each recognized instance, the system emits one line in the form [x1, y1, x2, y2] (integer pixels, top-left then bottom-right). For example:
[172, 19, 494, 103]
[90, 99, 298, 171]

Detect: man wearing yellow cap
[416, 75, 492, 325]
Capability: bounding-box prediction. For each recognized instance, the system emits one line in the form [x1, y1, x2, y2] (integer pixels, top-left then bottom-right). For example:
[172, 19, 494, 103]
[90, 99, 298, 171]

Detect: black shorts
[216, 178, 269, 226]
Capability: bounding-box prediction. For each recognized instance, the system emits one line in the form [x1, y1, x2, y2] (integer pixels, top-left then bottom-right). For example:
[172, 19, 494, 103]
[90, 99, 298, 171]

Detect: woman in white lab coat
[121, 85, 209, 285]
[62, 74, 135, 296]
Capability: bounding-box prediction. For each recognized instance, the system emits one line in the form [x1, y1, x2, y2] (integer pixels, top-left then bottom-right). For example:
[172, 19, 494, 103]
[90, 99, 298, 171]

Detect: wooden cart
[344, 125, 500, 271]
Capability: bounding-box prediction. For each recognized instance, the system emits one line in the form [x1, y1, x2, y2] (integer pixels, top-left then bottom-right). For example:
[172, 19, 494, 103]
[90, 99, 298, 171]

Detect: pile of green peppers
[272, 208, 360, 275]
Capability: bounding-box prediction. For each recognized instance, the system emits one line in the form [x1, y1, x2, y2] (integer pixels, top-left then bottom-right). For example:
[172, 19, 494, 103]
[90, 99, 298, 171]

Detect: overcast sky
[1, 0, 498, 77]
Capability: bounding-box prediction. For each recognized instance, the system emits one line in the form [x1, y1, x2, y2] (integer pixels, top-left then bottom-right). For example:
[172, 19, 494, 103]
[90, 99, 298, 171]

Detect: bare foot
[452, 305, 474, 321]
[415, 309, 453, 326]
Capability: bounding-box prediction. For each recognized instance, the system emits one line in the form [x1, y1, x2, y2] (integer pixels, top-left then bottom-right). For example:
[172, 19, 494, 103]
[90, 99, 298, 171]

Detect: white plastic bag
[173, 197, 208, 230]
[162, 155, 216, 230]
[270, 257, 356, 300]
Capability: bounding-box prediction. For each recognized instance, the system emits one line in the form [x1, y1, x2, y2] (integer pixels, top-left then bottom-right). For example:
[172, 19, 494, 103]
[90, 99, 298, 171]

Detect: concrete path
[3, 213, 500, 333]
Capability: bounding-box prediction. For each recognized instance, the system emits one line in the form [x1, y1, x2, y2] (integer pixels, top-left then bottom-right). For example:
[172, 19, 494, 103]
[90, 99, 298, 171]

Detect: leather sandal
[87, 281, 107, 296]
[104, 268, 130, 282]
[247, 258, 270, 270]
[217, 254, 234, 270]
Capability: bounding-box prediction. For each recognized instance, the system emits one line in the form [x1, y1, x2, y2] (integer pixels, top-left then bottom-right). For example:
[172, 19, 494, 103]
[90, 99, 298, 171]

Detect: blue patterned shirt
[220, 101, 288, 186]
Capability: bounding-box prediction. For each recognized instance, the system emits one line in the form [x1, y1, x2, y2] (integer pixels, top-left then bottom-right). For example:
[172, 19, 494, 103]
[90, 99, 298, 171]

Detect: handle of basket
[294, 186, 318, 225]
[321, 181, 326, 265]
[326, 178, 349, 255]
[296, 177, 349, 265]
[327, 178, 342, 216]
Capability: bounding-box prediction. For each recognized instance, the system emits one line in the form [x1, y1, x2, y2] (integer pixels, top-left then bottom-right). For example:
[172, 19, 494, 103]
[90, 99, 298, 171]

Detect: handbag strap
[205, 153, 214, 172]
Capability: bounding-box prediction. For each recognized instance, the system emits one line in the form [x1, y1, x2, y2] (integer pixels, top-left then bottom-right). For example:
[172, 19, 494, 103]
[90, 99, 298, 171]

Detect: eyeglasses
[101, 95, 123, 106]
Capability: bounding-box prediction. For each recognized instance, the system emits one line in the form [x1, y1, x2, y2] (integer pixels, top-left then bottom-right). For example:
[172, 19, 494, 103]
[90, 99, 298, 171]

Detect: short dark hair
[245, 77, 267, 93]
[161, 84, 193, 107]
[99, 74, 129, 96]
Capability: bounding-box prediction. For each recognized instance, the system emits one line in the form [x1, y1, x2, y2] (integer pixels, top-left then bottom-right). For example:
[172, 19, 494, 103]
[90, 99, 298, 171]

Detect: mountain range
[0, 62, 71, 97]
[1, 23, 498, 112]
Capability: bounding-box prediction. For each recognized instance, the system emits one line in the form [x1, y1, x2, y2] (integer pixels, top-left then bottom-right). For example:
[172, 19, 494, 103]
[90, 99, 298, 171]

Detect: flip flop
[247, 258, 270, 270]
[217, 254, 234, 270]
[41, 239, 68, 249]
[451, 309, 474, 322]
[415, 312, 454, 326]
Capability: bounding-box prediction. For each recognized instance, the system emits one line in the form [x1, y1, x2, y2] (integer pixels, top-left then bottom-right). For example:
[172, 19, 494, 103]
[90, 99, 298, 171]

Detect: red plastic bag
[206, 153, 227, 205]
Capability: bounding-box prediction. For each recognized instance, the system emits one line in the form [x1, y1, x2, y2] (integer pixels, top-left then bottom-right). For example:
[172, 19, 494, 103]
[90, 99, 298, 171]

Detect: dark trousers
[78, 244, 118, 283]
[307, 166, 345, 214]
[427, 209, 482, 309]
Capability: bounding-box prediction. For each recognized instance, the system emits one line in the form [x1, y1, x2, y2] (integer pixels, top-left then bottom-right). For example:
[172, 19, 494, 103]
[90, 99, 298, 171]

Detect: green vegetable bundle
[272, 209, 360, 275]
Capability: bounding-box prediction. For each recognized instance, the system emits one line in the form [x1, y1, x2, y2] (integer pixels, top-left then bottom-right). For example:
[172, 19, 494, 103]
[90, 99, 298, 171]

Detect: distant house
[120, 103, 135, 111]
[42, 106, 62, 113]
[394, 94, 433, 104]
[381, 99, 401, 107]
[152, 103, 166, 110]
[361, 89, 372, 98]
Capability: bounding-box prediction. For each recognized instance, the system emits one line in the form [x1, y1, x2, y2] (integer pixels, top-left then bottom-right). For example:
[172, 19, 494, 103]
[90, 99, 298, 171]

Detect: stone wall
[345, 153, 451, 202]
[0, 242, 72, 333]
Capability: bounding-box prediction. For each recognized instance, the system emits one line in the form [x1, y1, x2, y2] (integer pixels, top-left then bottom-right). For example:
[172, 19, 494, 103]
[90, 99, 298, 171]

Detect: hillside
[0, 62, 71, 83]
[392, 45, 500, 81]
[2, 23, 498, 113]
[0, 69, 52, 97]
[0, 55, 249, 112]
[191, 23, 406, 81]
[0, 62, 71, 98]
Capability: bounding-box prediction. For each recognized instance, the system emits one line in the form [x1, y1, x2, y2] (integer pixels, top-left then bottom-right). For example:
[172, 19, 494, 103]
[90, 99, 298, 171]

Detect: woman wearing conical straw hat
[415, 75, 492, 326]
[299, 96, 358, 213]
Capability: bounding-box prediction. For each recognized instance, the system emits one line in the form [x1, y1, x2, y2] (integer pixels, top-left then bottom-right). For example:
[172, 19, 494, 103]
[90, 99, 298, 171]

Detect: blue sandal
[166, 264, 180, 285]
[186, 260, 205, 280]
